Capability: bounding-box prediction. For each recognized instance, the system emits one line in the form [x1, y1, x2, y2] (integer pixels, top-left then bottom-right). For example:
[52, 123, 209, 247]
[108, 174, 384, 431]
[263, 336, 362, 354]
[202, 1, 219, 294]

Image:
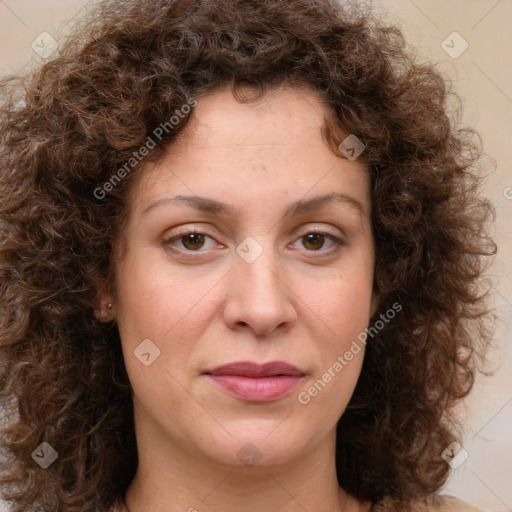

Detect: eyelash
[162, 228, 345, 257]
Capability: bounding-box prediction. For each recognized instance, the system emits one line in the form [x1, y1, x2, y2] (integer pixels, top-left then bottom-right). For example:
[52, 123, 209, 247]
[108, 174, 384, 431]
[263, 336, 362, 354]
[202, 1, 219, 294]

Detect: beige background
[0, 1, 511, 511]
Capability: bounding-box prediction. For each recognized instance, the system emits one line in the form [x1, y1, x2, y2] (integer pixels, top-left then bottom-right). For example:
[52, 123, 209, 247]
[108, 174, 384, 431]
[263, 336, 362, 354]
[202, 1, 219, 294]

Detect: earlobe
[94, 300, 114, 322]
[92, 275, 115, 322]
[93, 280, 115, 322]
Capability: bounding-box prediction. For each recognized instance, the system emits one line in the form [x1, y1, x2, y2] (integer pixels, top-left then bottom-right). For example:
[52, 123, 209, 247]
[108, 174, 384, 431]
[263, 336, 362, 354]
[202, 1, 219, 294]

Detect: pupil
[305, 233, 323, 250]
[185, 233, 204, 250]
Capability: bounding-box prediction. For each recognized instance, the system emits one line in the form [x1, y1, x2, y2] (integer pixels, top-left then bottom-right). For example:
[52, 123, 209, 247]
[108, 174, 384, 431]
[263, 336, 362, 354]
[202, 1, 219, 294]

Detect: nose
[222, 243, 297, 337]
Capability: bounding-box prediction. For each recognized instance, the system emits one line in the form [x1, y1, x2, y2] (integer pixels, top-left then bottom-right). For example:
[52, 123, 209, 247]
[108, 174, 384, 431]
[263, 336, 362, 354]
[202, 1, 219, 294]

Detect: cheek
[296, 274, 370, 421]
[115, 252, 199, 339]
[302, 265, 374, 342]
[331, 249, 374, 336]
[321, 284, 369, 383]
[332, 278, 373, 340]
[114, 265, 197, 418]
[114, 255, 214, 385]
[295, 262, 373, 406]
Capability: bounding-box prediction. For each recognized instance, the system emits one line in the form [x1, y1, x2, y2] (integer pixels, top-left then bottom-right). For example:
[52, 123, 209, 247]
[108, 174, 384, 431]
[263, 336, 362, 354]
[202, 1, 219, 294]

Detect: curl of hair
[0, 0, 496, 511]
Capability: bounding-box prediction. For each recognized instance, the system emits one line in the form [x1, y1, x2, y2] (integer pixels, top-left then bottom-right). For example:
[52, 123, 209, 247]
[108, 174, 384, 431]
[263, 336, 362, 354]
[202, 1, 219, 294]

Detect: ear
[93, 280, 115, 323]
[94, 299, 114, 323]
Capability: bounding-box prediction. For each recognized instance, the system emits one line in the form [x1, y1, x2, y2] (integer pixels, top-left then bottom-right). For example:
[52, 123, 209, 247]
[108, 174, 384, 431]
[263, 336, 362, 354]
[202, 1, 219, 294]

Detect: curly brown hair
[0, 0, 497, 511]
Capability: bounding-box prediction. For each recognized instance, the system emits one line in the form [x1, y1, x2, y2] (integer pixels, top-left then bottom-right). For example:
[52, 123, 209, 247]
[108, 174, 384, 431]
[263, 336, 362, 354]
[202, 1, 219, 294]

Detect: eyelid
[162, 227, 222, 250]
[290, 229, 346, 254]
[162, 224, 346, 256]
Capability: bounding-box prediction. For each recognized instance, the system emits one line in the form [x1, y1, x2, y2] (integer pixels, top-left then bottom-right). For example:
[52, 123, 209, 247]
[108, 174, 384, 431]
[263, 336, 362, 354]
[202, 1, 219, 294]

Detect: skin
[100, 85, 377, 512]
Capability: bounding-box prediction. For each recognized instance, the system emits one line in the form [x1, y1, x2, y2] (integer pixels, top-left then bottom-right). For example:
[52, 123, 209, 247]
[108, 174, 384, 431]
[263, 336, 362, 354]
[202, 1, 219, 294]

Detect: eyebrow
[142, 192, 365, 218]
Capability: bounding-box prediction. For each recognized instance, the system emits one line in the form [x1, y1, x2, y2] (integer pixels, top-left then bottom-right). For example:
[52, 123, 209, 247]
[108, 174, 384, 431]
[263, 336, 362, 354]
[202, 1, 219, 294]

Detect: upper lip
[204, 360, 305, 377]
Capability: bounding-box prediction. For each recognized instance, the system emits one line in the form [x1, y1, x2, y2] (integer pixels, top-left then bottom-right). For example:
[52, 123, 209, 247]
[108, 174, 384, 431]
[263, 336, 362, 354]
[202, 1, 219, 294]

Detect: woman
[0, 0, 496, 511]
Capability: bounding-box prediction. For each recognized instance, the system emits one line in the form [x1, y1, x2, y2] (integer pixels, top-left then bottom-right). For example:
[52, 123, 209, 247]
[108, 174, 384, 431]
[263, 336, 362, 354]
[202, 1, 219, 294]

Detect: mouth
[203, 360, 306, 403]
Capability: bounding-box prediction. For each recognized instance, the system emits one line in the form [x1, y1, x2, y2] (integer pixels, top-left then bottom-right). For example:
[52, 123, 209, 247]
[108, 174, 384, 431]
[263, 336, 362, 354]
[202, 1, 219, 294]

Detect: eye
[291, 230, 345, 254]
[163, 229, 217, 252]
[162, 228, 345, 256]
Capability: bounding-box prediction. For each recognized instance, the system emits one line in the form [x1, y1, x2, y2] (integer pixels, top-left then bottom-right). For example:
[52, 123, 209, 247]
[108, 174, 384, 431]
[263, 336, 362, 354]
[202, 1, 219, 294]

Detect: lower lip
[207, 375, 304, 402]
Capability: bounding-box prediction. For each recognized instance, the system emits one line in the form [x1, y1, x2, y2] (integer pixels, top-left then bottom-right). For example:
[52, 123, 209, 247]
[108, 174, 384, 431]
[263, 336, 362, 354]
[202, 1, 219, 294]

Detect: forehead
[171, 84, 331, 151]
[128, 85, 370, 217]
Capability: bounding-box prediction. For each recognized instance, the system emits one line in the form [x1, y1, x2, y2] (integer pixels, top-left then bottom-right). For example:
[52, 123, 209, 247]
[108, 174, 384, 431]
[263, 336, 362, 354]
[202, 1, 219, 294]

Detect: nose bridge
[239, 243, 279, 292]
[225, 234, 295, 335]
[236, 234, 284, 304]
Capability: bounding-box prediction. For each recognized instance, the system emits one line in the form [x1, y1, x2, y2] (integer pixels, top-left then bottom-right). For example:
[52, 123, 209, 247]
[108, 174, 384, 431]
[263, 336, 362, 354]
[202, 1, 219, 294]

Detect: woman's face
[112, 86, 377, 471]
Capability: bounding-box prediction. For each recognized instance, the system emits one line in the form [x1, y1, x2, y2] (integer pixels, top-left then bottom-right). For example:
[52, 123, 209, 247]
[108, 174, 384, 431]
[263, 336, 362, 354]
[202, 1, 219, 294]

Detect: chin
[197, 426, 308, 470]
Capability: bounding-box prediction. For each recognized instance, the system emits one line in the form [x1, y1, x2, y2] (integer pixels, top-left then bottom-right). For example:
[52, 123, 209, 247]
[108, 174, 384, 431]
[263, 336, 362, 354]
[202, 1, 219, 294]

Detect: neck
[123, 417, 370, 512]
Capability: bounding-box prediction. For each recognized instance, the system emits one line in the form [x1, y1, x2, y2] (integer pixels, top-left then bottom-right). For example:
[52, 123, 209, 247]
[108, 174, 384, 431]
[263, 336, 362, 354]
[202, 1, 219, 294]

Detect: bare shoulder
[373, 495, 485, 512]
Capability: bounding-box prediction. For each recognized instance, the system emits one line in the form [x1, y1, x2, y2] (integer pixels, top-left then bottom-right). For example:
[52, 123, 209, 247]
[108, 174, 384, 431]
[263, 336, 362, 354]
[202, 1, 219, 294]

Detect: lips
[204, 361, 305, 402]
[206, 360, 305, 378]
